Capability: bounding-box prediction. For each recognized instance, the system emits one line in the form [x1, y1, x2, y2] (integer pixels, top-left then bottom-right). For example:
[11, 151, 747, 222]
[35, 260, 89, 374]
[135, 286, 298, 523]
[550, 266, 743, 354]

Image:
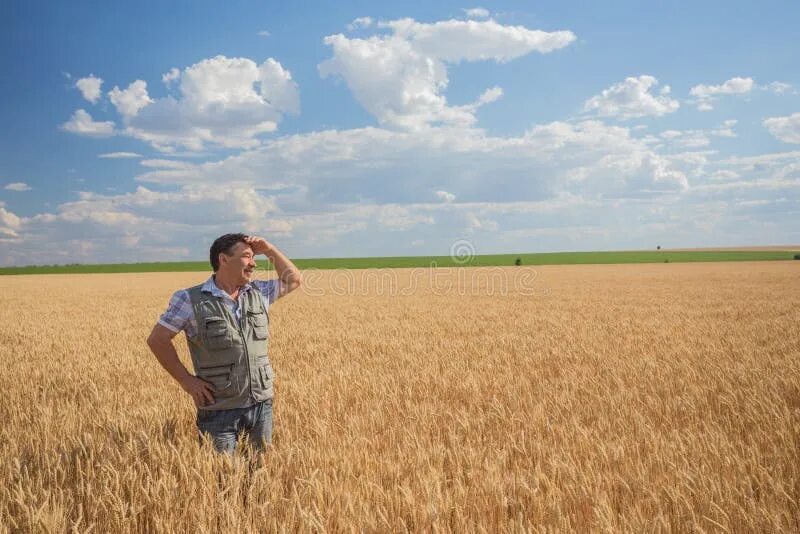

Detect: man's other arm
[146, 324, 215, 407]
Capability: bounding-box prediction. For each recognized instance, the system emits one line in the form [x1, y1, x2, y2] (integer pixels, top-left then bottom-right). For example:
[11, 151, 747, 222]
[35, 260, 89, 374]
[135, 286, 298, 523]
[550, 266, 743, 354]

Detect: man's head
[210, 233, 256, 283]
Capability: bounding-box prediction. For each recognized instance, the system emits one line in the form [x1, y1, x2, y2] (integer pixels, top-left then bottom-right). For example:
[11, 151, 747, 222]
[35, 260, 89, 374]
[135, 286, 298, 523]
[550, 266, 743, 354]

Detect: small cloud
[435, 190, 456, 203]
[108, 80, 153, 118]
[711, 119, 737, 138]
[4, 182, 31, 192]
[763, 112, 800, 144]
[584, 75, 679, 120]
[75, 74, 104, 104]
[98, 152, 142, 159]
[257, 30, 271, 37]
[689, 76, 754, 110]
[347, 16, 373, 31]
[60, 109, 115, 137]
[764, 81, 792, 95]
[162, 68, 180, 86]
[463, 7, 490, 19]
[690, 77, 754, 99]
[476, 86, 503, 105]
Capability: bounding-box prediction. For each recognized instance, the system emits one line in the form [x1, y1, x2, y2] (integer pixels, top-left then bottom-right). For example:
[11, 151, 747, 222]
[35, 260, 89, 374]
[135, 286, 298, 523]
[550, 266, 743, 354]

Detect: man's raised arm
[246, 236, 303, 298]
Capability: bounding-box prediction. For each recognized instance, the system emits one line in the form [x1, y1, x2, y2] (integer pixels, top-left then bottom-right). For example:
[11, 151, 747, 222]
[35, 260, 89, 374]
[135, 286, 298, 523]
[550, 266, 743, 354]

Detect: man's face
[219, 241, 257, 284]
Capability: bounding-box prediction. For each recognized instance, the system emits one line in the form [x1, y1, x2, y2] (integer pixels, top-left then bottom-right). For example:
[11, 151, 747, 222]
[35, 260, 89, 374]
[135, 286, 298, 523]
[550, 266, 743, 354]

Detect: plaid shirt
[158, 276, 281, 338]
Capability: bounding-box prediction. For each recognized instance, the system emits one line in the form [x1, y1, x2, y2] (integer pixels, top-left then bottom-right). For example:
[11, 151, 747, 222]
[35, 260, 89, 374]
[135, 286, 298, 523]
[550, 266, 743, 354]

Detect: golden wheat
[1, 262, 798, 532]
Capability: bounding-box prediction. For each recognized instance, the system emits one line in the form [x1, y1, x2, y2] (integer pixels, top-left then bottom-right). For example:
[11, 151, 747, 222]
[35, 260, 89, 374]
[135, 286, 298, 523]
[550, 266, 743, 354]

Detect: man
[146, 234, 302, 453]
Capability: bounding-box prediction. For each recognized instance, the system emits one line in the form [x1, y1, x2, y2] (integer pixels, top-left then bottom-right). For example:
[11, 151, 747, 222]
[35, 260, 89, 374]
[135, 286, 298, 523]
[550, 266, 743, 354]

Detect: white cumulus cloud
[134, 119, 692, 201]
[121, 56, 300, 151]
[162, 68, 180, 86]
[690, 76, 754, 98]
[75, 75, 103, 104]
[583, 75, 679, 120]
[108, 80, 154, 118]
[60, 109, 115, 137]
[383, 17, 576, 61]
[319, 17, 575, 130]
[0, 201, 22, 239]
[67, 56, 301, 152]
[763, 112, 800, 144]
[689, 76, 754, 110]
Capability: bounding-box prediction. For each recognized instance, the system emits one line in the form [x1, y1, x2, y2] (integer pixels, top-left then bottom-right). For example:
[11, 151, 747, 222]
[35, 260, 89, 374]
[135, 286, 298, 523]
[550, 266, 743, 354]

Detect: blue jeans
[196, 398, 273, 454]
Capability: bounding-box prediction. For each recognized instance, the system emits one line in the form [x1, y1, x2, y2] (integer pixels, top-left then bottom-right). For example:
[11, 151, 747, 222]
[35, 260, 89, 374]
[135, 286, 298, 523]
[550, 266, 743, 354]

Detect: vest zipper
[239, 315, 253, 401]
[237, 293, 253, 401]
[219, 294, 253, 402]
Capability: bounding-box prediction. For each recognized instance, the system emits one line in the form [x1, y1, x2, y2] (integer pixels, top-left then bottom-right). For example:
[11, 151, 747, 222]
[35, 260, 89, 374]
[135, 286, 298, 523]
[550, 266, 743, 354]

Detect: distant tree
[515, 257, 522, 266]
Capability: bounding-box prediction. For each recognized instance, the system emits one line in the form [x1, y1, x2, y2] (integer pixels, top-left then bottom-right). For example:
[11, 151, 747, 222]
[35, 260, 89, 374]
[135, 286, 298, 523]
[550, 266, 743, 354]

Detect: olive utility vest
[186, 283, 275, 411]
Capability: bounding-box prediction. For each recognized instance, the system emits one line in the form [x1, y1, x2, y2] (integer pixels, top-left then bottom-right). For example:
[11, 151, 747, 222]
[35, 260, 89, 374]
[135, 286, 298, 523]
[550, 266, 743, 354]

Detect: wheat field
[1, 262, 798, 532]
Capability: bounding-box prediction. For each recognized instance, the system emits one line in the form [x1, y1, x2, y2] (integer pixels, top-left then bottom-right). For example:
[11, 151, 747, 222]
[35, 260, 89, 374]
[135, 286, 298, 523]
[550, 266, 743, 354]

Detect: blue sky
[1, 1, 798, 265]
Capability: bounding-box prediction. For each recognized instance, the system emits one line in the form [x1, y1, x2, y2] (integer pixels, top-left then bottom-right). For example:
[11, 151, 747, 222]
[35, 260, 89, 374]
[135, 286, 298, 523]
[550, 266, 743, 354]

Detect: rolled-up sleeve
[158, 289, 192, 333]
[253, 279, 282, 307]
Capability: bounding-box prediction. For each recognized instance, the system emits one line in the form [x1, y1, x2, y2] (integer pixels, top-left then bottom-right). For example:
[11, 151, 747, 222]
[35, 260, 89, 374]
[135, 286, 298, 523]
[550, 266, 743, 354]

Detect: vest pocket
[203, 316, 232, 350]
[248, 310, 269, 340]
[198, 363, 235, 397]
[258, 365, 272, 388]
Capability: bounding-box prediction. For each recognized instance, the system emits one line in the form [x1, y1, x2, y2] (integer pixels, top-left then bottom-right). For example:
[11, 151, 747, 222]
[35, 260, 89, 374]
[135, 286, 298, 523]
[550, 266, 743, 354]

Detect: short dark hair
[210, 233, 248, 272]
